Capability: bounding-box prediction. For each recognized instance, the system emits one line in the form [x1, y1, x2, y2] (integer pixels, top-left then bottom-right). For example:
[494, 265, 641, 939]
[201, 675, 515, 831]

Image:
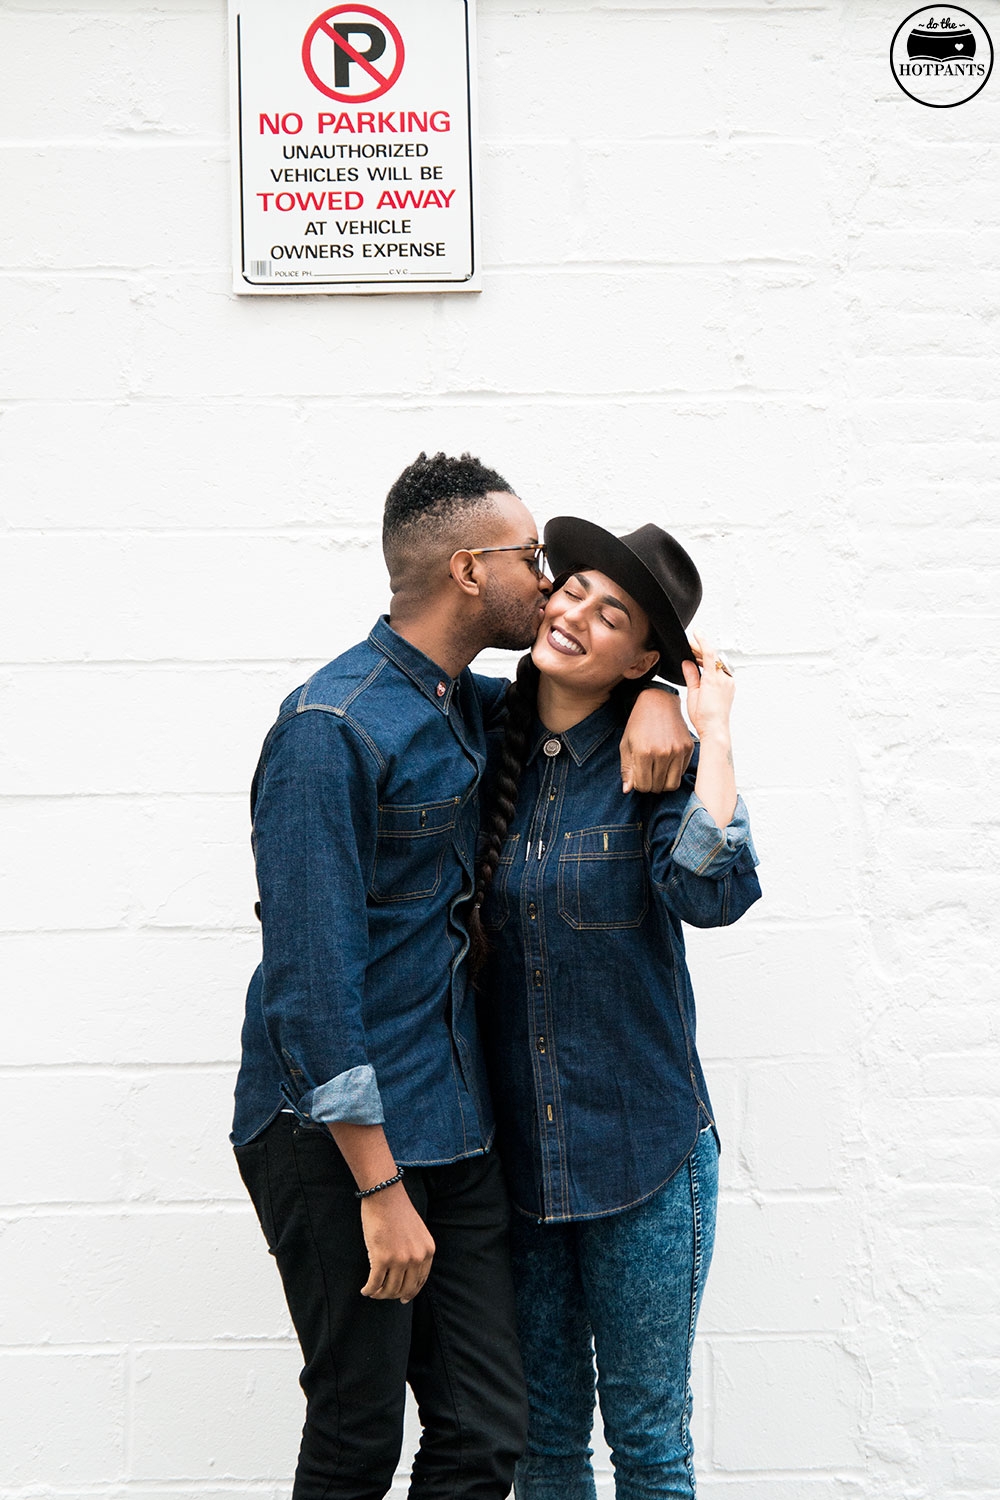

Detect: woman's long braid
[468, 653, 539, 977]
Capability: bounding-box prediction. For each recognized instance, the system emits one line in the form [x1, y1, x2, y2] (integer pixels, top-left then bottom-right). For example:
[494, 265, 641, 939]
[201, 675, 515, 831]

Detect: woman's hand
[682, 634, 736, 742]
[682, 634, 738, 829]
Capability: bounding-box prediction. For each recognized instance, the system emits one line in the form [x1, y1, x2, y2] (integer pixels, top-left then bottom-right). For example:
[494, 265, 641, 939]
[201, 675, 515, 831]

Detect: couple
[232, 452, 761, 1500]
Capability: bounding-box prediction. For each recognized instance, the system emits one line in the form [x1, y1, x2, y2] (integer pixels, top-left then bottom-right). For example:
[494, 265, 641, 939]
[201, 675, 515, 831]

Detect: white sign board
[229, 0, 479, 294]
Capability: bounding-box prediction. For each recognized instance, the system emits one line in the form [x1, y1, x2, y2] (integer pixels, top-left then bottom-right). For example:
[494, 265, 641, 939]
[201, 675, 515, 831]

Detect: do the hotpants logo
[890, 7, 994, 106]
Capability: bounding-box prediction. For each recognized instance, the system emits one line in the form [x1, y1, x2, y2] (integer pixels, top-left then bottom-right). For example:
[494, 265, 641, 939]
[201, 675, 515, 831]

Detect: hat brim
[543, 517, 696, 686]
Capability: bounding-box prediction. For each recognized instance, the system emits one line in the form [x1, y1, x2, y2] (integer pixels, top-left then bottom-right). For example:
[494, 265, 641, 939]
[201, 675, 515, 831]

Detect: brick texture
[1, 1, 997, 1496]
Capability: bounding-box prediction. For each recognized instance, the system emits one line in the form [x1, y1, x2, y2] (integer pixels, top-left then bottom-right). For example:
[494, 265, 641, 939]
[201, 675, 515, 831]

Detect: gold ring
[714, 656, 733, 676]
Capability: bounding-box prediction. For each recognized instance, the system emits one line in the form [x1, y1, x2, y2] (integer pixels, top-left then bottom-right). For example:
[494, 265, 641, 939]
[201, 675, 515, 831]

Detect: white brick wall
[1, 1, 996, 1496]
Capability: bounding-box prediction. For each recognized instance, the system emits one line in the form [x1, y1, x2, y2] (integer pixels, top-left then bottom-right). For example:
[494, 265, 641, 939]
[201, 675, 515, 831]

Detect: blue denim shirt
[232, 617, 508, 1163]
[479, 699, 762, 1222]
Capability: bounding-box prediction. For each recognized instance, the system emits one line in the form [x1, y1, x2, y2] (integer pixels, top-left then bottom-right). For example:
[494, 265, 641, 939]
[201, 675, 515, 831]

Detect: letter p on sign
[333, 23, 385, 85]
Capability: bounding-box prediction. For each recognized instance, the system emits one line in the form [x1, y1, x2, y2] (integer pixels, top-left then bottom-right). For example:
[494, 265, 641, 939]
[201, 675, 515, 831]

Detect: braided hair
[467, 653, 540, 976]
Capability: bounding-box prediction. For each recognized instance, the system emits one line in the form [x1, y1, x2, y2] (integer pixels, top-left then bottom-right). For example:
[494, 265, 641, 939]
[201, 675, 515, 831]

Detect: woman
[472, 518, 762, 1500]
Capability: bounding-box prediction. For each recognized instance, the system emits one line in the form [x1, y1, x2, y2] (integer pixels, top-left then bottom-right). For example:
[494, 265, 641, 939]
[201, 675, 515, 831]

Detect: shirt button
[543, 738, 561, 757]
[536, 1035, 546, 1053]
[528, 903, 537, 921]
[533, 968, 543, 988]
[436, 682, 446, 698]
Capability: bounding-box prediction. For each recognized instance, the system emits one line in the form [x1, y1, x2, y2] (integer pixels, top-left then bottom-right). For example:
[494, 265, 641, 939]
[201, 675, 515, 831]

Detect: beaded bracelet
[355, 1166, 405, 1199]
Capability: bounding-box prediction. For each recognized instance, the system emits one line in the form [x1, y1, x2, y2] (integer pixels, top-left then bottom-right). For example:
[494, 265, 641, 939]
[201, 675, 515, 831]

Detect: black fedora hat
[543, 518, 702, 685]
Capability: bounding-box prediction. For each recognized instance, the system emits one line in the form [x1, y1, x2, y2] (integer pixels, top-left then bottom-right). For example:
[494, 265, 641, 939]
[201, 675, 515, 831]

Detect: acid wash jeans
[510, 1126, 719, 1500]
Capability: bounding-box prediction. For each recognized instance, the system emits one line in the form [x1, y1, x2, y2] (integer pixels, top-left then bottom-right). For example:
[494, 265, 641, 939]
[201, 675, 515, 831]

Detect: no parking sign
[229, 0, 479, 294]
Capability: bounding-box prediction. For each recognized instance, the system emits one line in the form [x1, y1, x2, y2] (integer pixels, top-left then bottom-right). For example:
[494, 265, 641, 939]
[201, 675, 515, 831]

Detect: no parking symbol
[302, 5, 405, 102]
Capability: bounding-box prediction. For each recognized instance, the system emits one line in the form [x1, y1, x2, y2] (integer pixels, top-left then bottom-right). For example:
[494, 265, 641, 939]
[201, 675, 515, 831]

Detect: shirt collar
[369, 615, 458, 714]
[527, 698, 622, 768]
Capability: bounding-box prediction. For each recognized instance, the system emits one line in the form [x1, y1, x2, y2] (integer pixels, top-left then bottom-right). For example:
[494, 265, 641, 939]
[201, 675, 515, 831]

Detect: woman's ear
[622, 649, 660, 681]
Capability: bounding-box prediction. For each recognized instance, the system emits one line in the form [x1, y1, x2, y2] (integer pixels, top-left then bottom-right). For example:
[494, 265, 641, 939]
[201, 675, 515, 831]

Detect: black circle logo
[890, 7, 993, 106]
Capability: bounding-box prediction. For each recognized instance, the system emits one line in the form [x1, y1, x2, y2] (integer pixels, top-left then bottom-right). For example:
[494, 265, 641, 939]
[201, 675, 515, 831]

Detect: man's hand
[327, 1119, 435, 1303]
[360, 1182, 436, 1303]
[620, 687, 695, 794]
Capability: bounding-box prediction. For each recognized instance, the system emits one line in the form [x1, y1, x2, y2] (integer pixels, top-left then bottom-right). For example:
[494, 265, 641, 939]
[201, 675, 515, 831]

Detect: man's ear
[623, 649, 660, 681]
[449, 550, 485, 598]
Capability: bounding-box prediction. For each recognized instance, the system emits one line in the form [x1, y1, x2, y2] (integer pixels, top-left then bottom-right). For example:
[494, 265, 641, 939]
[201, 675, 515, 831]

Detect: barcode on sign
[249, 260, 272, 278]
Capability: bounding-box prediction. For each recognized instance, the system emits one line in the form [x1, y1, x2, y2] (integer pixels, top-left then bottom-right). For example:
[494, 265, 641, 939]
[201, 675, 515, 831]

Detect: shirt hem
[394, 1134, 495, 1169]
[510, 1118, 717, 1223]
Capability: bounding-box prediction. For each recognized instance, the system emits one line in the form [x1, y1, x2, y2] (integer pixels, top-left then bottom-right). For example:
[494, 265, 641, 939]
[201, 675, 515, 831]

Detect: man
[232, 453, 692, 1500]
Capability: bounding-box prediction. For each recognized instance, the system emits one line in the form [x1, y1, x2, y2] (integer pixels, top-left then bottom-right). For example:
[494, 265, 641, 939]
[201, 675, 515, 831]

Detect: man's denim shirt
[478, 699, 762, 1223]
[232, 617, 507, 1162]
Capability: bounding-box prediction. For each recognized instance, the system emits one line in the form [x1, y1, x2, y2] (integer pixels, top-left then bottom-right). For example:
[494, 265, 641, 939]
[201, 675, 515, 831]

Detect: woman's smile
[547, 624, 586, 657]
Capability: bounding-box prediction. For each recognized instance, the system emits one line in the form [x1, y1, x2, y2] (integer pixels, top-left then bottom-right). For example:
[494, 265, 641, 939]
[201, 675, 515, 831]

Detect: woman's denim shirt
[232, 617, 507, 1163]
[479, 699, 762, 1222]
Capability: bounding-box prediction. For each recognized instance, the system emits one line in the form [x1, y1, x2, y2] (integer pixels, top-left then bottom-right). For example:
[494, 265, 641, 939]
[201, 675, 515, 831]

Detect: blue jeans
[510, 1126, 719, 1500]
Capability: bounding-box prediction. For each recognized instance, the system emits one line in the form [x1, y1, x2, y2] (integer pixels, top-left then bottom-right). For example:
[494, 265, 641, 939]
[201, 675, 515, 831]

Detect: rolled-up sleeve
[252, 707, 386, 1126]
[307, 1064, 384, 1126]
[670, 793, 757, 877]
[648, 786, 761, 929]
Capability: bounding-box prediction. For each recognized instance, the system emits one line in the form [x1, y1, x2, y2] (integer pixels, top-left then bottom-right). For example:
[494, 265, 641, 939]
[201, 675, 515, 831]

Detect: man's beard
[481, 577, 542, 652]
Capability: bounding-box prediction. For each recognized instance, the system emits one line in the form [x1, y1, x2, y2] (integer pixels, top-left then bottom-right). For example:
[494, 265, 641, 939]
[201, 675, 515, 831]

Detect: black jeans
[235, 1114, 527, 1500]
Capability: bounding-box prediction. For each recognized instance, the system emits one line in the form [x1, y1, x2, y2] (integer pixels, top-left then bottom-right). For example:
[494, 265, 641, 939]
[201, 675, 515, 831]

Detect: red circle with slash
[302, 5, 405, 103]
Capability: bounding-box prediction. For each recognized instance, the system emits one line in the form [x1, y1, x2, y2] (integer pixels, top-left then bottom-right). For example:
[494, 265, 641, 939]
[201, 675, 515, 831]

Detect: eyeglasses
[466, 543, 548, 578]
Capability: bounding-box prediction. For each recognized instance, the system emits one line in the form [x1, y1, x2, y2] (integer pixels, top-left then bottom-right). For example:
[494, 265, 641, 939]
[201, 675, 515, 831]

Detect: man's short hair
[383, 452, 514, 583]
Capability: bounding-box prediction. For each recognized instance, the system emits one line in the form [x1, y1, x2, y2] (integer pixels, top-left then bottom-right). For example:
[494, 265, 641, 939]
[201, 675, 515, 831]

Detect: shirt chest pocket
[369, 797, 460, 904]
[557, 823, 648, 930]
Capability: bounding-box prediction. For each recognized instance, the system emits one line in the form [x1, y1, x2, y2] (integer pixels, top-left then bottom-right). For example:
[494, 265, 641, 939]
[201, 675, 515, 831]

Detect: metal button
[536, 1035, 546, 1053]
[543, 738, 561, 757]
[436, 682, 446, 698]
[533, 968, 543, 987]
[528, 903, 537, 921]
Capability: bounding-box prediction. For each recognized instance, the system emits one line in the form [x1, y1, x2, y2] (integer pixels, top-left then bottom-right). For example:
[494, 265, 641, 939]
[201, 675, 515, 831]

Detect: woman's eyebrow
[572, 573, 632, 621]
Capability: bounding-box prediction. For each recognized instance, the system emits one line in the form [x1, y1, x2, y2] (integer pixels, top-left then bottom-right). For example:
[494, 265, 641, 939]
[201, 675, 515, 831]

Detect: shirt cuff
[671, 793, 757, 877]
[300, 1064, 385, 1126]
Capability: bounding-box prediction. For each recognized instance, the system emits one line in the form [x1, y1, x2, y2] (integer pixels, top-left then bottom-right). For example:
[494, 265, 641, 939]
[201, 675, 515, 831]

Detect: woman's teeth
[551, 627, 585, 655]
